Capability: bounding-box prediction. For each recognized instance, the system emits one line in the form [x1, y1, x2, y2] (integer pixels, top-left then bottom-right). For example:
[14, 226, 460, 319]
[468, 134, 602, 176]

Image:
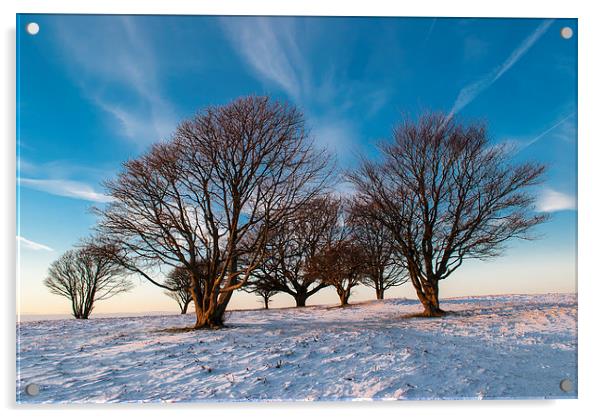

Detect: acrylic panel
[16, 14, 577, 403]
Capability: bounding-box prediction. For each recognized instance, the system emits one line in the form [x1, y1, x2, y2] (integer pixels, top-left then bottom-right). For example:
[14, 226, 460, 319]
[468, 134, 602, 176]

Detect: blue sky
[16, 15, 577, 315]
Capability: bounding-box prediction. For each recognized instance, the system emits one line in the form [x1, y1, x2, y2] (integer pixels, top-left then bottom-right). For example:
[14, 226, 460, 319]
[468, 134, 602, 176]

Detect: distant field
[16, 293, 577, 402]
[18, 311, 177, 323]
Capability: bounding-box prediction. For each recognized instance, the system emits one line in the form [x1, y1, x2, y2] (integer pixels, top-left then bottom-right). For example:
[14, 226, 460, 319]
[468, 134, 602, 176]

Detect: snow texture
[16, 293, 577, 403]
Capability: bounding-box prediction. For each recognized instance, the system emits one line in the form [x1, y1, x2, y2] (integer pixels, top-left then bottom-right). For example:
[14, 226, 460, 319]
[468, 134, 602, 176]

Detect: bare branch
[44, 245, 133, 319]
[95, 96, 334, 328]
[347, 112, 546, 316]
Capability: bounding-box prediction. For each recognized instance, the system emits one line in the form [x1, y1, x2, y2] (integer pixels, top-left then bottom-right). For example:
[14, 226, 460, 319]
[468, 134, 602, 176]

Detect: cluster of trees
[44, 96, 546, 325]
[246, 194, 408, 308]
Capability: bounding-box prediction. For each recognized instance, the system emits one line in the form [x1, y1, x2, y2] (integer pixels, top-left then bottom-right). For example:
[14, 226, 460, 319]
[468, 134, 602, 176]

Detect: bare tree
[44, 246, 133, 319]
[164, 265, 194, 314]
[348, 112, 546, 316]
[306, 239, 367, 306]
[347, 198, 408, 299]
[95, 96, 332, 328]
[243, 277, 280, 309]
[301, 199, 367, 306]
[251, 195, 341, 307]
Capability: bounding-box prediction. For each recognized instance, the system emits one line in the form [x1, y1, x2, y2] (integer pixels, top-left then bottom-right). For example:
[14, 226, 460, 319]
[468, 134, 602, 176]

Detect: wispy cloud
[20, 178, 114, 203]
[499, 112, 576, 153]
[536, 188, 576, 213]
[17, 157, 115, 180]
[423, 18, 437, 46]
[448, 19, 554, 119]
[17, 236, 53, 252]
[54, 16, 177, 145]
[521, 112, 576, 151]
[220, 17, 309, 102]
[311, 118, 358, 160]
[220, 17, 382, 165]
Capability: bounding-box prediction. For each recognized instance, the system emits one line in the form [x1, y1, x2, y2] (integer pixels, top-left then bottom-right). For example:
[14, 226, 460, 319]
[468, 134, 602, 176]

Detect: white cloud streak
[17, 157, 114, 180]
[55, 16, 177, 145]
[220, 17, 376, 164]
[20, 178, 114, 203]
[17, 236, 54, 252]
[536, 188, 576, 213]
[220, 17, 310, 102]
[310, 118, 357, 161]
[497, 112, 576, 154]
[521, 112, 575, 150]
[448, 19, 554, 119]
[423, 18, 437, 46]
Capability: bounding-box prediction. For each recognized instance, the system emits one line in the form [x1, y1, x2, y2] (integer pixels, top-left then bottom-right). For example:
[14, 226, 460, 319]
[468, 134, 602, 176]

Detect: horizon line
[17, 290, 577, 322]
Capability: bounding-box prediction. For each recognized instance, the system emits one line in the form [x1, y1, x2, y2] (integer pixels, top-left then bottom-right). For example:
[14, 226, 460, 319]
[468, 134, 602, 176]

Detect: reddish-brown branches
[249, 195, 341, 307]
[306, 239, 368, 306]
[348, 112, 547, 316]
[96, 96, 333, 328]
[347, 198, 408, 299]
[163, 265, 196, 314]
[44, 245, 133, 319]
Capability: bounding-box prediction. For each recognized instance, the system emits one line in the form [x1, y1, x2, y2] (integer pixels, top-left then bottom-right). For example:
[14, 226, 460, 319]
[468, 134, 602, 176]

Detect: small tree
[44, 246, 133, 319]
[164, 265, 194, 314]
[244, 278, 280, 309]
[348, 112, 546, 316]
[347, 198, 408, 299]
[251, 195, 341, 307]
[306, 240, 367, 306]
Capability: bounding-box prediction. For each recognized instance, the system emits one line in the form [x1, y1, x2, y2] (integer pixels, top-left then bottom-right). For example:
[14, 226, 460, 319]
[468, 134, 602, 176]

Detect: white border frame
[3, 1, 600, 417]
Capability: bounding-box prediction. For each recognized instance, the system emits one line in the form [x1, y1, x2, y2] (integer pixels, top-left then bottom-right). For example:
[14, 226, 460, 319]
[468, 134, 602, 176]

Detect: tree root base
[192, 324, 225, 330]
[402, 309, 447, 319]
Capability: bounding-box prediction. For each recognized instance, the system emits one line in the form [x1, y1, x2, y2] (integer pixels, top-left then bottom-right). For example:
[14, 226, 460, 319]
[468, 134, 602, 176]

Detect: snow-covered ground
[16, 293, 577, 403]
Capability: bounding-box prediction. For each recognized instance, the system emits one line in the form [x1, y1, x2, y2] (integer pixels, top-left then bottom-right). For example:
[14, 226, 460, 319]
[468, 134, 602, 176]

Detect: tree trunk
[337, 288, 350, 306]
[180, 299, 190, 315]
[73, 307, 89, 319]
[419, 281, 446, 317]
[81, 305, 92, 319]
[189, 255, 239, 329]
[376, 288, 385, 300]
[263, 295, 270, 309]
[193, 306, 225, 329]
[192, 290, 227, 328]
[294, 292, 308, 307]
[189, 278, 225, 329]
[422, 302, 445, 317]
[408, 269, 446, 317]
